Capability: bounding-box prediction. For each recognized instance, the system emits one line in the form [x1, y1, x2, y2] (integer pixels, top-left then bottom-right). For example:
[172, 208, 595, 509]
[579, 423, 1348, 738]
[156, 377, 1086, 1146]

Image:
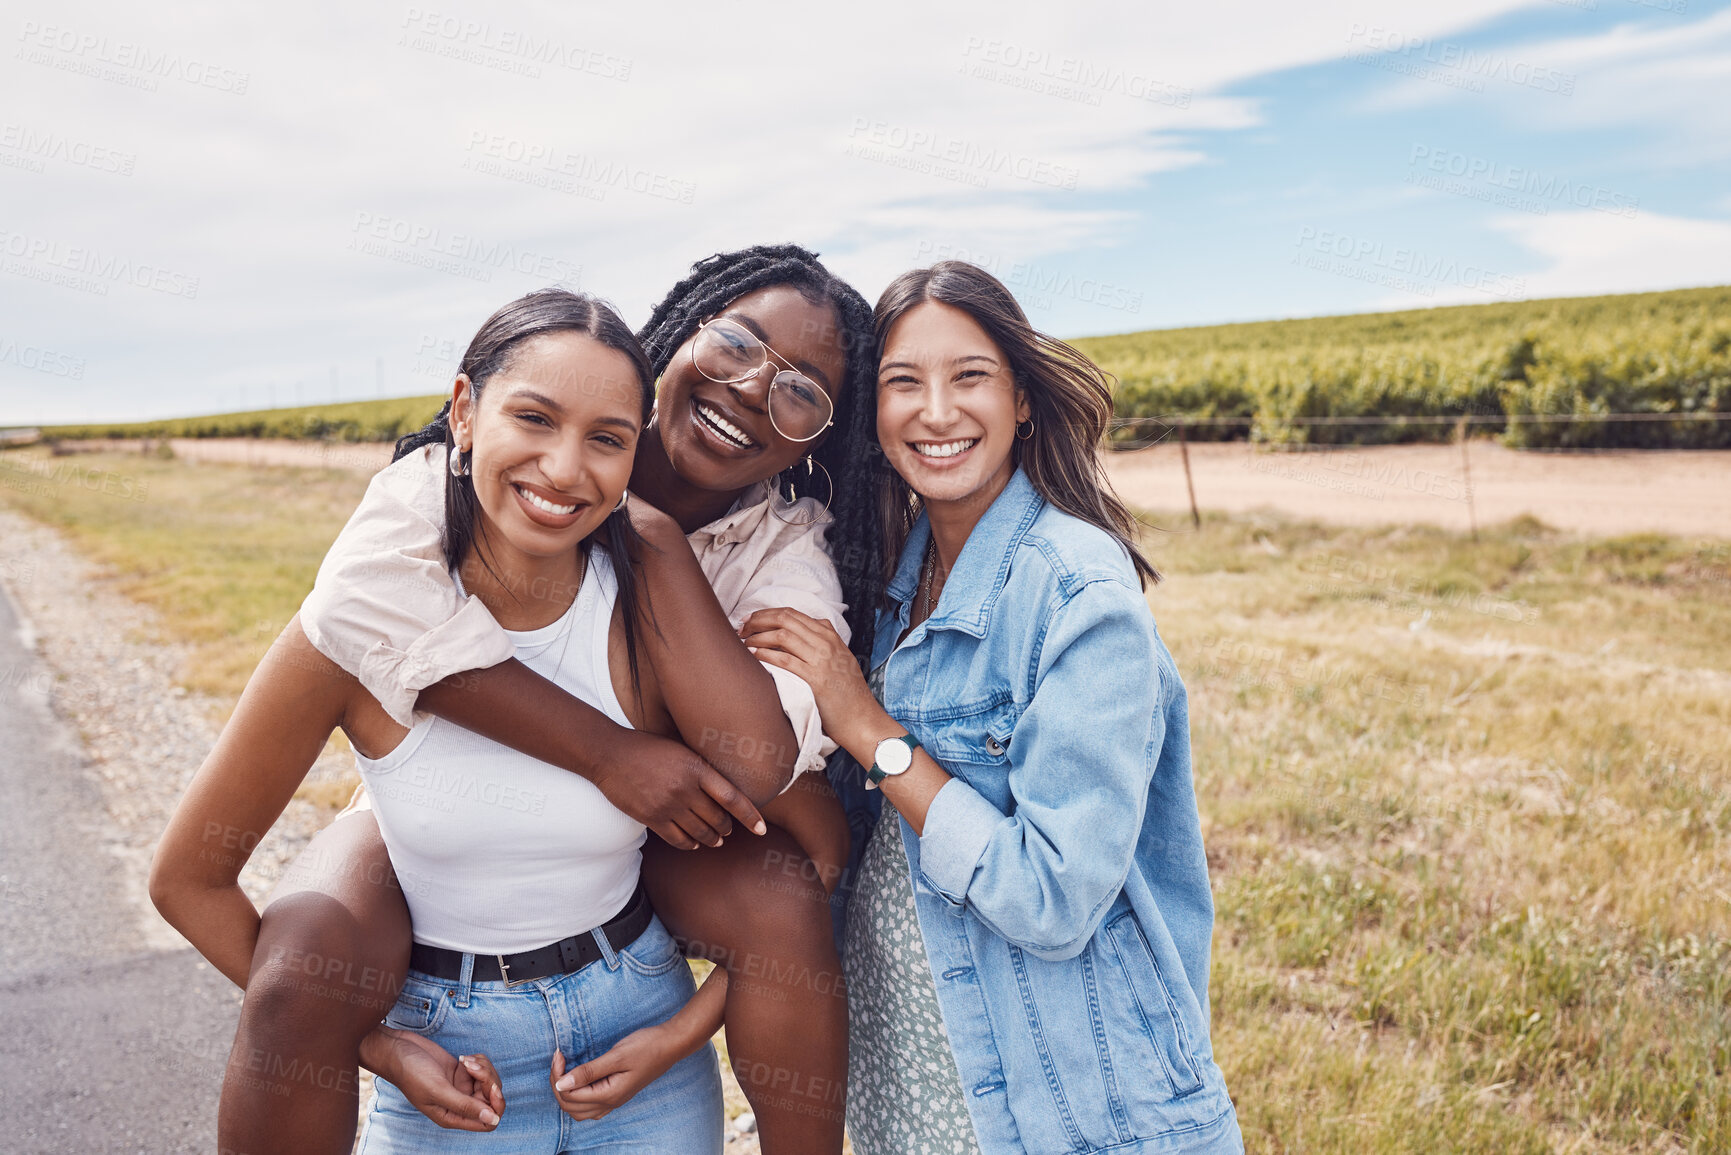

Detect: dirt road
[55, 436, 1731, 539]
[1102, 440, 1731, 539]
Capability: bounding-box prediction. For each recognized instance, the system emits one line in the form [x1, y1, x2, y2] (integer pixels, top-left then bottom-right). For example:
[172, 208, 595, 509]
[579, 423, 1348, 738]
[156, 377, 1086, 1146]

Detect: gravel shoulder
[0, 507, 344, 929]
[0, 507, 347, 1152]
[0, 502, 766, 1150]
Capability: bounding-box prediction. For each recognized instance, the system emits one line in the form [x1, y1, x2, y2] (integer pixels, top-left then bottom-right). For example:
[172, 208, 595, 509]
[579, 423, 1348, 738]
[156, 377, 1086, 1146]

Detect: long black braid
[637, 244, 883, 668]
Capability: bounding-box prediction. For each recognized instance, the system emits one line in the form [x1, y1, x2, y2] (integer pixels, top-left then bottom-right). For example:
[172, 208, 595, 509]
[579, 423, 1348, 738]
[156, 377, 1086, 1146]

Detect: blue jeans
[357, 915, 724, 1153]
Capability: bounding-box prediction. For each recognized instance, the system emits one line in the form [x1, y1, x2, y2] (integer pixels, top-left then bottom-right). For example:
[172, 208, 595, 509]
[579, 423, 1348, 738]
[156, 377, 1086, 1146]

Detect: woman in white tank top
[151, 289, 740, 1152]
[353, 552, 643, 956]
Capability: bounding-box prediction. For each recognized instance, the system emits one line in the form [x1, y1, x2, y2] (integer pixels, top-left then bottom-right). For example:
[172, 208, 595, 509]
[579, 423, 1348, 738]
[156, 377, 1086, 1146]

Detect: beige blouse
[299, 443, 848, 782]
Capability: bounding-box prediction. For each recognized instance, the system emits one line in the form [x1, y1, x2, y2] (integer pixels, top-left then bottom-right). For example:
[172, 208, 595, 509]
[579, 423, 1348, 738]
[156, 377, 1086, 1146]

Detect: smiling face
[652, 284, 847, 496]
[876, 300, 1029, 510]
[449, 329, 644, 574]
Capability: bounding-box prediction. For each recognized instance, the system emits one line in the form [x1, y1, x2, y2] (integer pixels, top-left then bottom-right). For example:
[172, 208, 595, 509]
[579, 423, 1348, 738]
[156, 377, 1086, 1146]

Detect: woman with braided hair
[195, 245, 879, 1153]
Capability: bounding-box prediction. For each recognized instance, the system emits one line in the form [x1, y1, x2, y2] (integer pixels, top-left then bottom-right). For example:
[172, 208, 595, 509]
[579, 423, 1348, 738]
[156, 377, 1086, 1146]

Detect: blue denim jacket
[830, 469, 1241, 1154]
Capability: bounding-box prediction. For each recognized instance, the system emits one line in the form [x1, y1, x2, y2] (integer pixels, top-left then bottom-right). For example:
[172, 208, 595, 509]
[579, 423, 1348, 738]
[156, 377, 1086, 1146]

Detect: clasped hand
[373, 1022, 686, 1130]
[739, 607, 884, 751]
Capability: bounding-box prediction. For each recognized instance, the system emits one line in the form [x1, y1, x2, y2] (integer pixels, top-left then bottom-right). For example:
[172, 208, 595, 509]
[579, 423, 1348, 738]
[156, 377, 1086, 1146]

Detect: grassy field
[39, 394, 448, 445]
[1144, 514, 1731, 1152]
[0, 447, 370, 699]
[3, 449, 1728, 1151]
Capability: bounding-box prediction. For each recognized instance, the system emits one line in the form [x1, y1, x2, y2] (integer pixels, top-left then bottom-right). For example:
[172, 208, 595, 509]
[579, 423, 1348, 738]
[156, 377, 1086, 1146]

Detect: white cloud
[0, 0, 1561, 421]
[1361, 5, 1731, 164]
[1495, 208, 1731, 297]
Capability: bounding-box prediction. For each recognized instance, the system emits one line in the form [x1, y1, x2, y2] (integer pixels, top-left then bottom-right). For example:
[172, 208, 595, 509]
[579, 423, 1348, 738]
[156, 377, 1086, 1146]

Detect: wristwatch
[866, 733, 922, 790]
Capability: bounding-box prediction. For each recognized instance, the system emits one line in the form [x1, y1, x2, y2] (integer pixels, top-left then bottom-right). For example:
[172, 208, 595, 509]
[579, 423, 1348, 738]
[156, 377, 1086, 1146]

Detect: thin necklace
[918, 539, 945, 621]
[526, 549, 587, 679]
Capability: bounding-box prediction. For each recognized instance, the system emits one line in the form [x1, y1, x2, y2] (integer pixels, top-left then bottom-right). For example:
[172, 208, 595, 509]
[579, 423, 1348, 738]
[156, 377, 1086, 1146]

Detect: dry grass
[0, 447, 371, 698]
[1138, 510, 1731, 1153]
[0, 447, 371, 799]
[5, 448, 1727, 1150]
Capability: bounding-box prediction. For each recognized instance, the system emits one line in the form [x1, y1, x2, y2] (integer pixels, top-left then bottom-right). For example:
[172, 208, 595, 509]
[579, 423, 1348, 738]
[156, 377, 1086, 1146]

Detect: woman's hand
[361, 1025, 504, 1131]
[745, 607, 955, 833]
[550, 1025, 682, 1121]
[740, 607, 885, 753]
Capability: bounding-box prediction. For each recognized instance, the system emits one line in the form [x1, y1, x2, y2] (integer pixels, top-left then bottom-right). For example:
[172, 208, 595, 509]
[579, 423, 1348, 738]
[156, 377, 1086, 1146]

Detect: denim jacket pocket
[925, 698, 1019, 771]
[1097, 911, 1206, 1099]
[384, 976, 450, 1036]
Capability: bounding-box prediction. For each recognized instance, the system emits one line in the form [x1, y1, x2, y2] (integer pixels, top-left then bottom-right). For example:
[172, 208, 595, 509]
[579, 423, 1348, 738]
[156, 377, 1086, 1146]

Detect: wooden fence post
[1456, 417, 1478, 542]
[1178, 417, 1200, 530]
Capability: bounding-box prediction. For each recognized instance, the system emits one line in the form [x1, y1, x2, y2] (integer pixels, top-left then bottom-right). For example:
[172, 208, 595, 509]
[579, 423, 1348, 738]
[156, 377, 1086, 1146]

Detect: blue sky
[1087, 1, 1731, 330]
[2, 0, 1727, 423]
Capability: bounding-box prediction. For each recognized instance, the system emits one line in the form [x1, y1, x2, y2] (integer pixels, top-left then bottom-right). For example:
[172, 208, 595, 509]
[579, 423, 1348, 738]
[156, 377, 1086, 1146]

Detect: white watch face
[875, 737, 913, 776]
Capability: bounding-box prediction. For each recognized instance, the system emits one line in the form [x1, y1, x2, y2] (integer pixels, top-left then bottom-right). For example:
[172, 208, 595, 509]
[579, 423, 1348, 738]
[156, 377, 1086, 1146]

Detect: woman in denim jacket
[745, 262, 1243, 1153]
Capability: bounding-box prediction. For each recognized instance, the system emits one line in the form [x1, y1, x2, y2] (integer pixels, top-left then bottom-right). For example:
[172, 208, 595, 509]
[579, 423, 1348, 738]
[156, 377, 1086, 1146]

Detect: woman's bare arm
[147, 618, 356, 988]
[303, 447, 763, 850]
[625, 506, 801, 808]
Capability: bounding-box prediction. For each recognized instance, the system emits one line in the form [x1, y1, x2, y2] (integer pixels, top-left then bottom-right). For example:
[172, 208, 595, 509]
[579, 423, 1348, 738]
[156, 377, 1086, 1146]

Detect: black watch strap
[867, 734, 923, 787]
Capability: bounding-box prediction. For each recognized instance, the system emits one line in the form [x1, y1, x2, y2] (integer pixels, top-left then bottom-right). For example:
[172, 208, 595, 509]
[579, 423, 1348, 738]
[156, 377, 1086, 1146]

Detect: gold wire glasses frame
[689, 317, 835, 443]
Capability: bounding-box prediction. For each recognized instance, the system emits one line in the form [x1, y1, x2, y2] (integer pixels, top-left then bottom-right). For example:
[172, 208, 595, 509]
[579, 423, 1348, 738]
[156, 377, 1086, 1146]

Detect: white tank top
[353, 550, 645, 954]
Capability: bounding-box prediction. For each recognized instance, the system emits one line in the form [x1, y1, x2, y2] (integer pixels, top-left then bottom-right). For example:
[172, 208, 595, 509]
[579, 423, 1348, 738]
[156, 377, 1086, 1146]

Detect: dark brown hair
[872, 260, 1159, 589]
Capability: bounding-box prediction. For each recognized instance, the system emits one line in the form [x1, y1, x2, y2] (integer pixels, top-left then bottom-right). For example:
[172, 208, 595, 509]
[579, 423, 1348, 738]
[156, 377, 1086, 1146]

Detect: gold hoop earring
[769, 456, 834, 525]
[614, 488, 630, 514]
[1015, 419, 1035, 441]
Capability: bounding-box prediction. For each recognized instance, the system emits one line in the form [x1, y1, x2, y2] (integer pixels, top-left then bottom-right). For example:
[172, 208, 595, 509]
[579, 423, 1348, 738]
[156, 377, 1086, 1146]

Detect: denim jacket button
[984, 736, 1004, 756]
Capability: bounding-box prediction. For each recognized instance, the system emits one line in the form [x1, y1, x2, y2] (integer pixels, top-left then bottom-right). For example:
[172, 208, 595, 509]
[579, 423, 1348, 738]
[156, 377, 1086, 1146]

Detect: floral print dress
[843, 665, 982, 1155]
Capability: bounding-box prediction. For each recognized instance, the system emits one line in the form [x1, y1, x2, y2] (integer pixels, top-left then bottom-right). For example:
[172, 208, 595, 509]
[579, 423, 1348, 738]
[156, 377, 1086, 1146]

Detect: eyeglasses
[690, 317, 834, 443]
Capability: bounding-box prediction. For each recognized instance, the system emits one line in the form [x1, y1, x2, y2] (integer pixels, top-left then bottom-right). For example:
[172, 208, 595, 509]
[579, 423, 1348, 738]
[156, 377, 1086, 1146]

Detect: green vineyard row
[1075, 284, 1731, 448]
[35, 284, 1731, 449]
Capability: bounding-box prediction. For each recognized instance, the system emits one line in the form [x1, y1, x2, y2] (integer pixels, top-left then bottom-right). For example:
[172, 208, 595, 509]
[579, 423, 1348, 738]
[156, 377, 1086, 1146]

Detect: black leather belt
[409, 883, 654, 987]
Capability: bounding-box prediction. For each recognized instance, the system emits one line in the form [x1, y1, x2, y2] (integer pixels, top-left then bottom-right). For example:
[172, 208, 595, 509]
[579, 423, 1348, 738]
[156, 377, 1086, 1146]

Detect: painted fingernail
[556, 1076, 574, 1092]
[753, 821, 767, 835]
[481, 1108, 500, 1126]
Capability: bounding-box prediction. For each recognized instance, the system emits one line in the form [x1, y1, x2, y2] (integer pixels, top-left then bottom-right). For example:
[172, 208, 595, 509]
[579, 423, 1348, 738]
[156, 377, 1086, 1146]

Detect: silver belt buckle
[496, 954, 534, 989]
